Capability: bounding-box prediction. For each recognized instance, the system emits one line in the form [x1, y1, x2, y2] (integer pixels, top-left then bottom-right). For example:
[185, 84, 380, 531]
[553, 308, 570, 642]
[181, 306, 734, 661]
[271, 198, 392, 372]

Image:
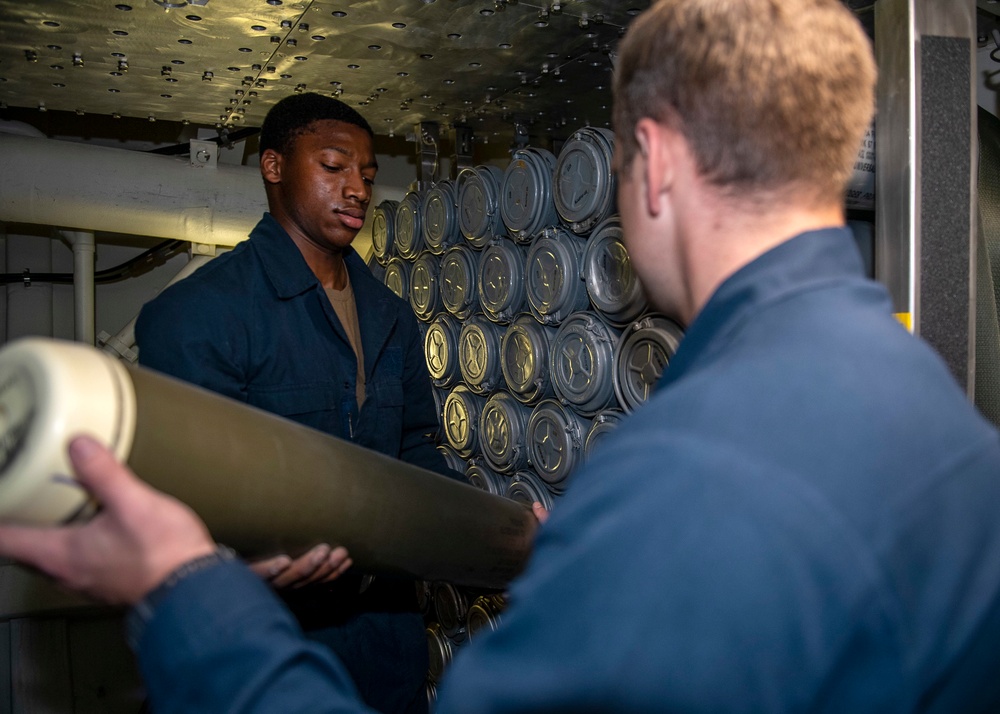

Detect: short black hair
[258, 92, 374, 157]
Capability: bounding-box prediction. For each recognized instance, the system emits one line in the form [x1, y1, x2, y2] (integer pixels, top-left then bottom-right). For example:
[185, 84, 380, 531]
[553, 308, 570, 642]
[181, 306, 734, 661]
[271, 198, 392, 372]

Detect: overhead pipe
[0, 239, 189, 286]
[0, 135, 266, 247]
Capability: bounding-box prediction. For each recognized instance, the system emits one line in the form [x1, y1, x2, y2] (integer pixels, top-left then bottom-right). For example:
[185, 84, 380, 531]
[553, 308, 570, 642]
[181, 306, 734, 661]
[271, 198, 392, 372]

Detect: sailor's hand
[0, 436, 216, 605]
[250, 544, 353, 589]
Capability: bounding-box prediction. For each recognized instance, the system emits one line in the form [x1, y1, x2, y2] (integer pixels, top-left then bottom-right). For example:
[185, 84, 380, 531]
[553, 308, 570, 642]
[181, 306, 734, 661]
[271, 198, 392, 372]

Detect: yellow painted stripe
[894, 312, 912, 332]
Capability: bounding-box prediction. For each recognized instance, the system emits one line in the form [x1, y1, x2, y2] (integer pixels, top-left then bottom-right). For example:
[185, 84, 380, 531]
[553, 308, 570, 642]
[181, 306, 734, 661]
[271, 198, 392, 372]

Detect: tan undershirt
[325, 274, 366, 407]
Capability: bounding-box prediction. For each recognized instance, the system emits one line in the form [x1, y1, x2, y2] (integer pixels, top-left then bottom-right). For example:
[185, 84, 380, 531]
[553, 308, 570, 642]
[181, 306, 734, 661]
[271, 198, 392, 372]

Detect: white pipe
[0, 120, 46, 138]
[0, 135, 266, 247]
[62, 230, 96, 345]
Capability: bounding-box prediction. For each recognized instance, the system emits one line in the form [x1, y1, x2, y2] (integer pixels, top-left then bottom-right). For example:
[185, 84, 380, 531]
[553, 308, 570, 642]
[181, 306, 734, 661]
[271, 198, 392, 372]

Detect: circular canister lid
[458, 165, 505, 248]
[0, 338, 136, 525]
[426, 622, 453, 683]
[552, 127, 617, 234]
[466, 595, 503, 641]
[526, 398, 590, 489]
[525, 227, 590, 325]
[424, 314, 462, 388]
[442, 384, 485, 458]
[614, 314, 685, 413]
[394, 190, 425, 260]
[409, 252, 443, 322]
[458, 316, 504, 395]
[383, 256, 411, 301]
[440, 244, 480, 320]
[583, 216, 647, 326]
[479, 392, 532, 474]
[423, 181, 461, 255]
[549, 312, 621, 416]
[478, 240, 528, 324]
[371, 199, 399, 265]
[433, 581, 469, 641]
[500, 315, 556, 405]
[505, 468, 554, 510]
[584, 407, 627, 459]
[500, 147, 559, 243]
[465, 458, 508, 496]
[437, 444, 467, 474]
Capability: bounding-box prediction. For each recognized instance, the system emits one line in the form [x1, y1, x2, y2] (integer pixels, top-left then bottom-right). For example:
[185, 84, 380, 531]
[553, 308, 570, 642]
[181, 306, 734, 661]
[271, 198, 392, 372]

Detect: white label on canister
[846, 123, 875, 211]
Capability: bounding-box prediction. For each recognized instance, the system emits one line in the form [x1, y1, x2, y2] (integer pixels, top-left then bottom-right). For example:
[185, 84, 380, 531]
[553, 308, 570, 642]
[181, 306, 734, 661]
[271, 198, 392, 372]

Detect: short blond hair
[613, 0, 876, 204]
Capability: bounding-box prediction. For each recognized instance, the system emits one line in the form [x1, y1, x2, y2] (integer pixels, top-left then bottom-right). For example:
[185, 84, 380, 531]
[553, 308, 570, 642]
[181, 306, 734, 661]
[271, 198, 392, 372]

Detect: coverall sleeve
[136, 560, 375, 714]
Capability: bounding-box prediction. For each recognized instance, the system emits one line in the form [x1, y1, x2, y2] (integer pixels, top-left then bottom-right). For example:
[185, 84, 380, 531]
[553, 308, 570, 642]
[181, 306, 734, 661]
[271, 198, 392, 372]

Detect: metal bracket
[189, 139, 218, 168]
[414, 121, 440, 190]
[451, 125, 474, 179]
[97, 330, 139, 363]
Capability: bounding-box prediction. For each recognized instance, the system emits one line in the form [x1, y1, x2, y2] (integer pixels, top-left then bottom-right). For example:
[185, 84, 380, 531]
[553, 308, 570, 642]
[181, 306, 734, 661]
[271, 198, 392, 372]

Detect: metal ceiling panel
[0, 0, 647, 145]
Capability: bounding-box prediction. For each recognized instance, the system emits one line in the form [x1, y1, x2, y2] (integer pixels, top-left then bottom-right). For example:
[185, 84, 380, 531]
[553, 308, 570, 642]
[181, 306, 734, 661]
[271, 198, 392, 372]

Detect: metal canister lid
[500, 147, 559, 244]
[394, 190, 425, 260]
[458, 316, 504, 395]
[383, 256, 411, 301]
[505, 468, 554, 510]
[458, 165, 505, 248]
[433, 582, 469, 641]
[583, 216, 647, 326]
[584, 407, 626, 459]
[478, 240, 528, 324]
[466, 595, 503, 641]
[424, 313, 461, 388]
[423, 181, 461, 255]
[549, 311, 621, 416]
[479, 392, 533, 474]
[500, 314, 556, 405]
[465, 458, 508, 496]
[526, 398, 590, 489]
[442, 384, 485, 458]
[525, 226, 590, 325]
[437, 444, 466, 474]
[553, 127, 617, 234]
[614, 313, 685, 413]
[409, 251, 443, 322]
[426, 622, 453, 683]
[439, 244, 480, 320]
[371, 199, 399, 265]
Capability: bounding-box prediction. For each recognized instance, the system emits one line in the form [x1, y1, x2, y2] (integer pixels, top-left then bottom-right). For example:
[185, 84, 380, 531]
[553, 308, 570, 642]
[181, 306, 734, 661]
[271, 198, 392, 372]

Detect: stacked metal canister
[369, 127, 686, 697]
